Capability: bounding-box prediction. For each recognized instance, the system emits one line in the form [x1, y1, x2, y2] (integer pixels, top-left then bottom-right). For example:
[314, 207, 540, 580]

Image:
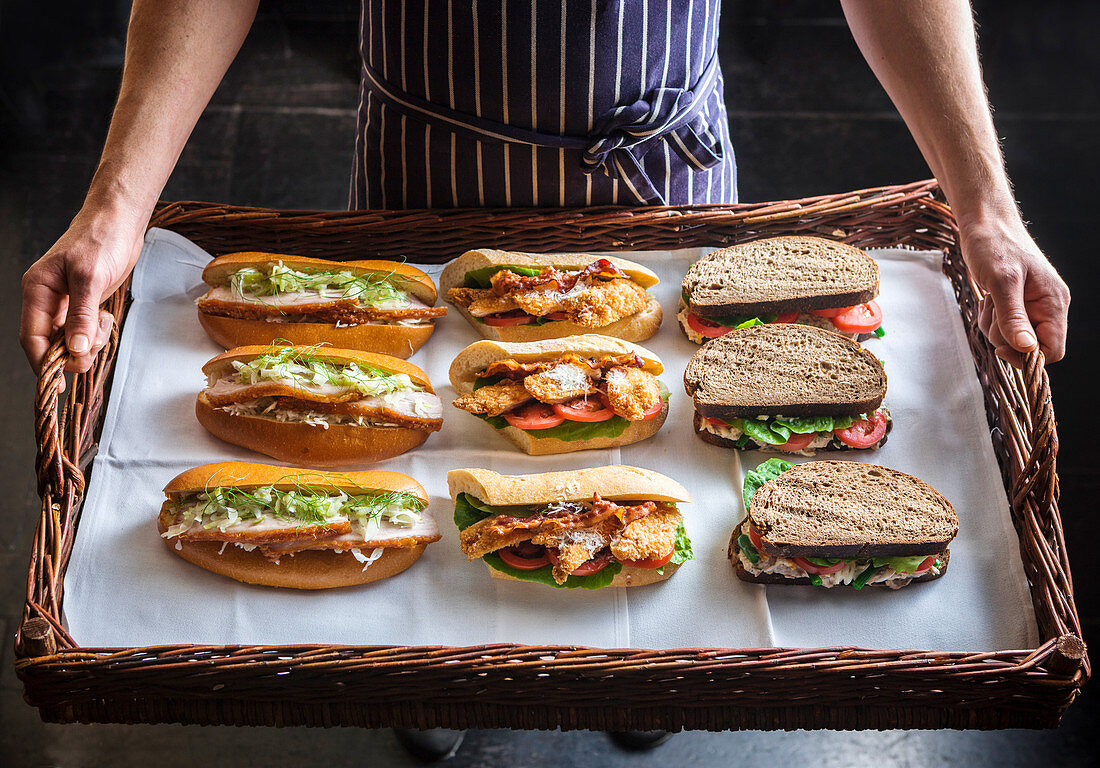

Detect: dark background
[1, 1, 1096, 765]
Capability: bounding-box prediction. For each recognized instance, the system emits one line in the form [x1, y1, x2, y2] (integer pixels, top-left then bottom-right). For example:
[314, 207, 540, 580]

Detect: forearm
[839, 0, 1016, 228]
[87, 0, 259, 227]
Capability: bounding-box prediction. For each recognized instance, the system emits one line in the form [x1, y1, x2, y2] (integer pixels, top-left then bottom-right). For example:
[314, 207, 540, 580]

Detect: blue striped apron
[351, 0, 736, 209]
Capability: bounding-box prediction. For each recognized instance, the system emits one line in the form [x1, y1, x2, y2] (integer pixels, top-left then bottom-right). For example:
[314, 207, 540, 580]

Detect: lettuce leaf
[453, 493, 542, 529]
[669, 520, 694, 565]
[872, 554, 933, 573]
[482, 552, 623, 589]
[743, 458, 793, 509]
[718, 414, 859, 444]
[464, 265, 543, 289]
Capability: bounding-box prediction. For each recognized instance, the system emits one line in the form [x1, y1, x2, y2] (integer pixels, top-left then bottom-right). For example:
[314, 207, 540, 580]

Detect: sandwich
[730, 459, 957, 589]
[448, 335, 668, 455]
[449, 466, 693, 589]
[679, 236, 883, 343]
[440, 249, 662, 342]
[196, 344, 443, 466]
[683, 323, 891, 454]
[158, 462, 439, 588]
[196, 252, 446, 358]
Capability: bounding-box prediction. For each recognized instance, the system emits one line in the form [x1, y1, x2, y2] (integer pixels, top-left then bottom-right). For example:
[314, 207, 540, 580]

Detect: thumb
[63, 272, 108, 360]
[987, 272, 1038, 353]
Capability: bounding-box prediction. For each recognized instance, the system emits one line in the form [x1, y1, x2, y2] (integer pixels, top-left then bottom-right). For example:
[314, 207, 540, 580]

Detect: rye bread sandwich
[448, 466, 693, 589]
[159, 462, 440, 588]
[679, 236, 883, 344]
[196, 252, 446, 359]
[683, 324, 891, 454]
[730, 459, 957, 589]
[440, 249, 662, 342]
[196, 344, 443, 466]
[448, 335, 668, 455]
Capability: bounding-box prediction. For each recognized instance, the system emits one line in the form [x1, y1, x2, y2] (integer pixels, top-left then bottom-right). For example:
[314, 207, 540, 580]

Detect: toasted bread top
[682, 236, 878, 317]
[747, 461, 958, 557]
[447, 466, 690, 506]
[164, 461, 429, 501]
[683, 324, 886, 418]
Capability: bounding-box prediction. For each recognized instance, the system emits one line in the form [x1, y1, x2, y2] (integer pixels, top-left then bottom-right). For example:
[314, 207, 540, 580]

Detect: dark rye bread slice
[682, 324, 886, 418]
[692, 410, 893, 451]
[747, 461, 958, 558]
[729, 548, 950, 586]
[682, 236, 879, 318]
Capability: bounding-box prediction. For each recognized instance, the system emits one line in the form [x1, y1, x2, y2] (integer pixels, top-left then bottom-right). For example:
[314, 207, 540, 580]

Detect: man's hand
[962, 216, 1070, 368]
[21, 208, 145, 374]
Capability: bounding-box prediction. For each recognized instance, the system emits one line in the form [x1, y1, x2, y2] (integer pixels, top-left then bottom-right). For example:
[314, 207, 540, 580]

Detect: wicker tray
[15, 180, 1088, 731]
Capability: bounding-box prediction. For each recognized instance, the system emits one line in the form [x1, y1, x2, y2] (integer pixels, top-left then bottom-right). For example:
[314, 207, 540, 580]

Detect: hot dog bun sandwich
[448, 466, 693, 589]
[159, 462, 439, 588]
[196, 252, 446, 358]
[680, 237, 883, 344]
[731, 459, 956, 589]
[440, 249, 661, 342]
[448, 335, 668, 455]
[196, 344, 443, 466]
[684, 324, 891, 454]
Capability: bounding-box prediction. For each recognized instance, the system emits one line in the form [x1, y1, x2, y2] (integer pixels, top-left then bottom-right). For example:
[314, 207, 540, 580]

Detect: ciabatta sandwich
[448, 466, 693, 589]
[196, 344, 443, 466]
[440, 249, 661, 342]
[684, 324, 891, 454]
[731, 459, 956, 589]
[196, 252, 446, 358]
[680, 236, 883, 343]
[159, 462, 439, 588]
[448, 335, 668, 455]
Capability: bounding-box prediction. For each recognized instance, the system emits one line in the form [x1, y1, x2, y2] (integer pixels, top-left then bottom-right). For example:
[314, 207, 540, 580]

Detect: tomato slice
[834, 410, 888, 449]
[830, 300, 882, 334]
[907, 555, 938, 574]
[552, 397, 615, 422]
[623, 548, 674, 569]
[685, 312, 733, 338]
[641, 396, 664, 420]
[503, 401, 566, 430]
[774, 312, 800, 323]
[705, 416, 728, 427]
[748, 526, 765, 552]
[497, 543, 551, 570]
[545, 548, 614, 576]
[792, 556, 846, 575]
[775, 431, 816, 452]
[810, 306, 851, 318]
[482, 310, 535, 327]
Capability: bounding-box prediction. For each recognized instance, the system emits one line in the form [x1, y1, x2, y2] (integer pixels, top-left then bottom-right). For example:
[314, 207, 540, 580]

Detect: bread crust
[683, 324, 886, 419]
[448, 296, 662, 343]
[197, 312, 435, 359]
[202, 252, 438, 304]
[439, 249, 660, 293]
[447, 466, 691, 505]
[196, 393, 432, 467]
[201, 345, 435, 390]
[158, 516, 429, 589]
[683, 236, 878, 318]
[730, 548, 950, 587]
[485, 559, 681, 588]
[690, 411, 892, 452]
[163, 461, 428, 500]
[448, 335, 664, 385]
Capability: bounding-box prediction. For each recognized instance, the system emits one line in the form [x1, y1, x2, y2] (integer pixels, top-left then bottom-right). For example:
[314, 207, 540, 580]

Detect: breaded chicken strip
[522, 363, 597, 403]
[452, 380, 532, 417]
[602, 365, 661, 420]
[447, 287, 520, 316]
[610, 506, 682, 563]
[508, 278, 650, 327]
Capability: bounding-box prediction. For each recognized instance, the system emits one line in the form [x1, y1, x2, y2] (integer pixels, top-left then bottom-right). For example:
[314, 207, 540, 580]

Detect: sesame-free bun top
[447, 466, 690, 506]
[748, 461, 958, 557]
[438, 248, 660, 294]
[202, 252, 438, 305]
[448, 334, 663, 391]
[163, 461, 429, 503]
[201, 345, 434, 391]
[683, 323, 886, 418]
[682, 236, 878, 317]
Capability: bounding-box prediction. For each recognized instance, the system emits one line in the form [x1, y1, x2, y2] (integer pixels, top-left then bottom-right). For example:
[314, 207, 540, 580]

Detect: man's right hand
[20, 207, 145, 374]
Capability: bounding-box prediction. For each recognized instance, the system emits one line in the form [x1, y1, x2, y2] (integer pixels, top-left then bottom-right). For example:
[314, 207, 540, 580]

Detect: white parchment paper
[63, 228, 1039, 651]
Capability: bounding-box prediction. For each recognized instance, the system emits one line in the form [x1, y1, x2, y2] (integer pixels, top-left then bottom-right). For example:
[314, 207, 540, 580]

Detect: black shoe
[393, 728, 466, 762]
[609, 730, 673, 751]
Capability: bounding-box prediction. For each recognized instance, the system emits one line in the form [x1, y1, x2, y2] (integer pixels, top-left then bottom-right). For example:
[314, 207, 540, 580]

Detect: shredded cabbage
[230, 347, 420, 396]
[229, 261, 408, 306]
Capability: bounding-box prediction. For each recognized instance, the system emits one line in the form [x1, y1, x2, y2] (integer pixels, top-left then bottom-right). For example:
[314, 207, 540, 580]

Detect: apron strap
[362, 54, 723, 204]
